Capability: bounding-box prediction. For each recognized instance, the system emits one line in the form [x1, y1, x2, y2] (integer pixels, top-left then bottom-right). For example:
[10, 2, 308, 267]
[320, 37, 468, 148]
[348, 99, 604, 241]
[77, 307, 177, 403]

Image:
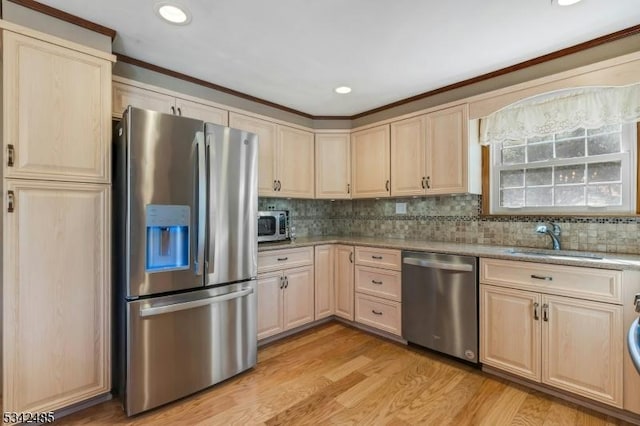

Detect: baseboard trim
[482, 366, 640, 424]
[257, 317, 334, 347]
[53, 392, 113, 422]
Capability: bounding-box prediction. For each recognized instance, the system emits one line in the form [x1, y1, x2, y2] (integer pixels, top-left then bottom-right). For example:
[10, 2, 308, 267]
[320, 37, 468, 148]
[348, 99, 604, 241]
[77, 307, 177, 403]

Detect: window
[490, 123, 637, 214]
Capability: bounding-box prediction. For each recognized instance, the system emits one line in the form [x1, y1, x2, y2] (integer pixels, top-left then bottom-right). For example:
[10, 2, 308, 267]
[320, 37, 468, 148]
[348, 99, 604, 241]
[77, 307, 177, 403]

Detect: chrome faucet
[535, 222, 561, 250]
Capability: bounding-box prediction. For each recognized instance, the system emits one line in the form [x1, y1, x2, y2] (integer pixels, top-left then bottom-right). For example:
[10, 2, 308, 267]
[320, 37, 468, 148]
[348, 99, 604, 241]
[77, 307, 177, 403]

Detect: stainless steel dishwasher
[402, 251, 478, 363]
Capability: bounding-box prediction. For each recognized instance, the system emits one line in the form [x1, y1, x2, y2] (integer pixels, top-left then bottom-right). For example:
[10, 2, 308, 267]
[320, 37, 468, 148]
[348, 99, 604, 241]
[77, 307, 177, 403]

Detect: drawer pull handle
[531, 274, 552, 281]
[371, 280, 383, 285]
[371, 309, 383, 316]
[277, 257, 288, 261]
[533, 302, 539, 321]
[372, 255, 383, 260]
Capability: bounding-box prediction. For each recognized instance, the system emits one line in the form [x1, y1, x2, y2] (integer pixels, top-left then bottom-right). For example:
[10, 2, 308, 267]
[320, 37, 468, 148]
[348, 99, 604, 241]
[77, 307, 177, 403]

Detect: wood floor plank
[55, 322, 639, 426]
[264, 371, 365, 425]
[511, 390, 554, 426]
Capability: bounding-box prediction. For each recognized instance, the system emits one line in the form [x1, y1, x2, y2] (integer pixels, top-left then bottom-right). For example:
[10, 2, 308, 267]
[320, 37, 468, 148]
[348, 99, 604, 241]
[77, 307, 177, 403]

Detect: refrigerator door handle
[206, 135, 215, 276]
[139, 287, 254, 318]
[195, 133, 206, 276]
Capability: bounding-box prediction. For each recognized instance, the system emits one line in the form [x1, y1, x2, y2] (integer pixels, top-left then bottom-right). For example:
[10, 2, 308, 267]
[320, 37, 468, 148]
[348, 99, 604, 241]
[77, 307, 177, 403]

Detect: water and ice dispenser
[145, 205, 190, 272]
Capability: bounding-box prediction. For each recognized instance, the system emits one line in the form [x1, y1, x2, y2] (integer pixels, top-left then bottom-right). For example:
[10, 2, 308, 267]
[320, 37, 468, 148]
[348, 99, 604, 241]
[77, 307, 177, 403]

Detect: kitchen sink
[504, 248, 604, 260]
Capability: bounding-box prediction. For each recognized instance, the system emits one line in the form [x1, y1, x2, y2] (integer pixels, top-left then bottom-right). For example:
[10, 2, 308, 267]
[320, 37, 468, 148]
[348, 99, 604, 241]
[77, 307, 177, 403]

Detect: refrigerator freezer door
[126, 281, 257, 416]
[124, 107, 206, 297]
[205, 123, 258, 285]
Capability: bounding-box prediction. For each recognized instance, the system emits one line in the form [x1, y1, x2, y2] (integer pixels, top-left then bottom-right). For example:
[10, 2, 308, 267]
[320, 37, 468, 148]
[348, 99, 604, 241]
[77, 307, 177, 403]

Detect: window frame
[484, 123, 639, 216]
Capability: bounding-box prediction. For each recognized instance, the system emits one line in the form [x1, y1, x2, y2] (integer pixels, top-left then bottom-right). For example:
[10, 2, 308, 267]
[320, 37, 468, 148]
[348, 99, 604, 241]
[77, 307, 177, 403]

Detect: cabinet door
[425, 104, 468, 194]
[3, 180, 110, 414]
[229, 113, 278, 196]
[480, 285, 541, 382]
[4, 32, 112, 183]
[257, 271, 284, 340]
[112, 82, 175, 118]
[314, 245, 335, 319]
[390, 116, 426, 197]
[175, 98, 228, 126]
[315, 133, 351, 199]
[283, 265, 315, 330]
[335, 245, 355, 321]
[351, 125, 390, 198]
[278, 126, 315, 198]
[542, 295, 623, 407]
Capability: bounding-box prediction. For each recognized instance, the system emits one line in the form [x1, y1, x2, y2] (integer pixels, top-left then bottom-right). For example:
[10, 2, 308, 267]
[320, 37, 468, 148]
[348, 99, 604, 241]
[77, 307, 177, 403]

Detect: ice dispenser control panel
[146, 204, 190, 272]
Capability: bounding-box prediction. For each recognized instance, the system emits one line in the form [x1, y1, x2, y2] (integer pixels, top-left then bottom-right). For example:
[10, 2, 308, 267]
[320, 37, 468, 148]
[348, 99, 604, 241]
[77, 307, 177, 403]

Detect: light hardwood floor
[58, 322, 636, 425]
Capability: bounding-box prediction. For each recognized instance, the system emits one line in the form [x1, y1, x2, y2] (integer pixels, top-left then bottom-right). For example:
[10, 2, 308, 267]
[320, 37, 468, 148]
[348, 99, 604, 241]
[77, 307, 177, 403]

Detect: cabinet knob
[7, 144, 15, 167]
[7, 190, 15, 213]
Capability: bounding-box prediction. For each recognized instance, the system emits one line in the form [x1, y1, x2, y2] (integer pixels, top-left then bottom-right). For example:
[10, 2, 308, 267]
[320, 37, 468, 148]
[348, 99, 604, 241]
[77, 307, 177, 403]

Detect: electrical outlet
[395, 202, 407, 214]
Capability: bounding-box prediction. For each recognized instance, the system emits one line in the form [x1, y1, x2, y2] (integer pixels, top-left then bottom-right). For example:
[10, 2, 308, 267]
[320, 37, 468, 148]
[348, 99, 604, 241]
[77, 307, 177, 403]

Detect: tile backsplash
[258, 195, 640, 254]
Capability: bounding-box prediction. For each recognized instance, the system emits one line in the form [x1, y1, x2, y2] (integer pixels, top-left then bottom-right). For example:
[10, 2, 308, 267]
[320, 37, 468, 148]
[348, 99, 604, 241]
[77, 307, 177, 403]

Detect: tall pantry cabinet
[1, 22, 115, 415]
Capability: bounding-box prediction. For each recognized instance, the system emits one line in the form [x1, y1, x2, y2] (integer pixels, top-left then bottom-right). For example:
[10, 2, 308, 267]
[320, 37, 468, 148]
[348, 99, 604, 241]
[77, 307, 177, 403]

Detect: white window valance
[479, 83, 640, 145]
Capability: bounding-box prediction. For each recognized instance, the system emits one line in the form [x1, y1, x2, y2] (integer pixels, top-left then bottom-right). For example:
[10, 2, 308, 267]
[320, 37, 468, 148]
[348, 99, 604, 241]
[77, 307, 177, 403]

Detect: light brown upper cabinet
[351, 125, 390, 198]
[230, 112, 314, 198]
[315, 133, 351, 199]
[390, 104, 480, 196]
[3, 31, 113, 184]
[112, 81, 228, 126]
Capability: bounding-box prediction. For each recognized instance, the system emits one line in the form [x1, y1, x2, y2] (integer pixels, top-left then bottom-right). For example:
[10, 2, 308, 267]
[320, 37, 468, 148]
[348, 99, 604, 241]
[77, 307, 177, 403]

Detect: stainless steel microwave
[258, 210, 289, 242]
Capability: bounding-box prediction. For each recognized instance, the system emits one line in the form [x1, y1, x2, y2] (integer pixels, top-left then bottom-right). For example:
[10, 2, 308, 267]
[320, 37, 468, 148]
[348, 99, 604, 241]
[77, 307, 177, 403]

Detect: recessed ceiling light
[556, 0, 582, 5]
[154, 2, 191, 25]
[335, 86, 352, 94]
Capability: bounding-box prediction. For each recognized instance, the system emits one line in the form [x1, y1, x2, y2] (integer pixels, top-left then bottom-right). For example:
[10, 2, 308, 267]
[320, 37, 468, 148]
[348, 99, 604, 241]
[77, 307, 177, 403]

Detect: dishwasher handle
[403, 257, 473, 272]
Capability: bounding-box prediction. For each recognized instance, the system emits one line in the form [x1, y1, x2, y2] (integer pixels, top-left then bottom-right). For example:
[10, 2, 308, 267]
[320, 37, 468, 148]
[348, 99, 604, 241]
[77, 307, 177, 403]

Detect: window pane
[587, 133, 621, 156]
[527, 143, 553, 162]
[500, 170, 524, 188]
[502, 139, 525, 147]
[587, 161, 621, 183]
[526, 187, 552, 206]
[501, 188, 524, 207]
[555, 186, 585, 206]
[555, 139, 585, 159]
[587, 124, 620, 135]
[587, 184, 622, 206]
[502, 146, 525, 165]
[555, 164, 585, 185]
[525, 167, 552, 186]
[556, 128, 585, 140]
[528, 135, 553, 144]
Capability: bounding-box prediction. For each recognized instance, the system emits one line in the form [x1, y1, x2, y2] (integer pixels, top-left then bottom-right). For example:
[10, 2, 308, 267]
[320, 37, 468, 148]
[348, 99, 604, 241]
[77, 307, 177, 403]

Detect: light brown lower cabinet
[480, 284, 623, 407]
[334, 245, 355, 321]
[314, 245, 335, 320]
[257, 265, 314, 340]
[3, 180, 110, 414]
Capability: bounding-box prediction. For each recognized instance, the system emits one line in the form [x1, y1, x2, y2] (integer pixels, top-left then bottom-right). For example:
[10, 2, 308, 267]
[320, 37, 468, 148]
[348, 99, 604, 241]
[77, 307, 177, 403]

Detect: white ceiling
[37, 0, 640, 116]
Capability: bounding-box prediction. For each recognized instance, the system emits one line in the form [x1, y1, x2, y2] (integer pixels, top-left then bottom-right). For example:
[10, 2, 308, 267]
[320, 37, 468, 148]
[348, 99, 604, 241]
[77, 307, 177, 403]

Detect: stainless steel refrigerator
[113, 106, 258, 416]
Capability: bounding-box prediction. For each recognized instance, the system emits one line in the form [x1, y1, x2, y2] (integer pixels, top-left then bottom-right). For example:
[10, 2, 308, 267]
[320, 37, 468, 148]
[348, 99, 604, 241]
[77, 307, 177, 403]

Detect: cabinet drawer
[355, 293, 401, 335]
[480, 258, 622, 304]
[258, 247, 313, 273]
[355, 265, 401, 302]
[355, 247, 401, 271]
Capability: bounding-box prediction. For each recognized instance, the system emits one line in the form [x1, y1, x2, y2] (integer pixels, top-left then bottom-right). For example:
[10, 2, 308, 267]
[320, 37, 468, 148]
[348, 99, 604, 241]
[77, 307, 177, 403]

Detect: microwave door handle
[195, 132, 206, 276]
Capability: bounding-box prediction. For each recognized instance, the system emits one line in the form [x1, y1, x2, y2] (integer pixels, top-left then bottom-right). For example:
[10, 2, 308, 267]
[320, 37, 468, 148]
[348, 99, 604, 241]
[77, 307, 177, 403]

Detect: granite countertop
[258, 235, 640, 271]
